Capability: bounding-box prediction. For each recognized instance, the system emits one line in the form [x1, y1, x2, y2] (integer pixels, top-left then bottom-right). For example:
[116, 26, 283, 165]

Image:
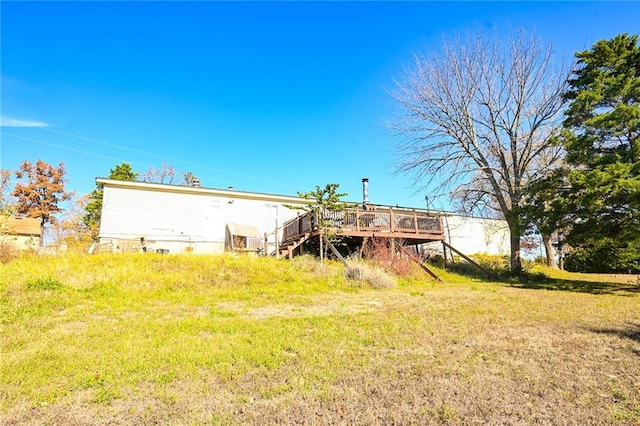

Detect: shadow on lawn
[508, 276, 640, 295]
[589, 322, 640, 350]
[445, 261, 640, 295]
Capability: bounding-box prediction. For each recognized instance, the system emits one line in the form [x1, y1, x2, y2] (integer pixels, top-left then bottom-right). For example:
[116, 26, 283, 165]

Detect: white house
[97, 179, 307, 254]
[97, 178, 510, 257]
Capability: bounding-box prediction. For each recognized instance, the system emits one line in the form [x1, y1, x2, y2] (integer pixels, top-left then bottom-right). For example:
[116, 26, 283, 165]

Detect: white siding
[443, 215, 509, 256]
[99, 183, 304, 254]
[97, 179, 510, 257]
[0, 235, 40, 251]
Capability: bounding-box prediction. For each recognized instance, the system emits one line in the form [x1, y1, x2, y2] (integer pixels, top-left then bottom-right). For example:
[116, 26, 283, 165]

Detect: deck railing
[282, 206, 443, 244]
[282, 213, 312, 242]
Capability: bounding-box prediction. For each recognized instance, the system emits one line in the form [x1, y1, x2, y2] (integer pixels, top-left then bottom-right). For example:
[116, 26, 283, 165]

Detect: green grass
[1, 253, 639, 424]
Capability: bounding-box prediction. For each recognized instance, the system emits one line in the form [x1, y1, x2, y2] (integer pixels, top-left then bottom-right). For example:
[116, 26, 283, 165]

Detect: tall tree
[12, 160, 72, 243]
[389, 30, 568, 274]
[555, 34, 640, 272]
[83, 162, 138, 241]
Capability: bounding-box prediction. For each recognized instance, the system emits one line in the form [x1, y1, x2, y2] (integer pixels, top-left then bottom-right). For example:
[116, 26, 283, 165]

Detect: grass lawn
[1, 253, 639, 425]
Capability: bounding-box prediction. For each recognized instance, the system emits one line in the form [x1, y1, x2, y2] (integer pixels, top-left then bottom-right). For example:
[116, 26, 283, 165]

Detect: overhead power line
[2, 132, 137, 164]
[40, 127, 304, 191]
[1, 131, 233, 187]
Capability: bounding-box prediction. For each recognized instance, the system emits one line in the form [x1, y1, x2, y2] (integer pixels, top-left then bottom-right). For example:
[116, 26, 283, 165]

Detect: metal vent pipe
[362, 178, 369, 206]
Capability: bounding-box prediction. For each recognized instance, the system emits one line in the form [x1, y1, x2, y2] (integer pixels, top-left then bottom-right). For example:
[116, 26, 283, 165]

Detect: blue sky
[1, 1, 639, 210]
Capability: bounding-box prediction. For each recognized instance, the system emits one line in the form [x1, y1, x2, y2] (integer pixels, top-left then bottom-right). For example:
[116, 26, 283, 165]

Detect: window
[266, 203, 279, 217]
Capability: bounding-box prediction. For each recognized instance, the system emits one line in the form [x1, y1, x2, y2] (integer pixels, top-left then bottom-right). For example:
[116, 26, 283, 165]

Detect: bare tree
[141, 162, 175, 184]
[0, 169, 14, 214]
[389, 30, 569, 274]
[179, 171, 201, 187]
[48, 194, 93, 251]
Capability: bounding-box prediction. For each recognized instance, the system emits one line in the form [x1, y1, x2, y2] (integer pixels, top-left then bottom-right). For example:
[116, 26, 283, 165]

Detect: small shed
[226, 223, 263, 253]
[0, 216, 41, 249]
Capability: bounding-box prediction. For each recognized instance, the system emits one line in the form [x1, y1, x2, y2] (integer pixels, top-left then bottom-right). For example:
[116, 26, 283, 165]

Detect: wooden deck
[282, 206, 445, 249]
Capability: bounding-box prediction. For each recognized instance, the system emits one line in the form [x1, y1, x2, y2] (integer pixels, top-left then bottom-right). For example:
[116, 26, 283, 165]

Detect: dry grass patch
[1, 253, 639, 425]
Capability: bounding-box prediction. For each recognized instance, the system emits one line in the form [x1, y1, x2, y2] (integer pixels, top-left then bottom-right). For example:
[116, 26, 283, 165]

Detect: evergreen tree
[84, 163, 138, 241]
[560, 34, 640, 272]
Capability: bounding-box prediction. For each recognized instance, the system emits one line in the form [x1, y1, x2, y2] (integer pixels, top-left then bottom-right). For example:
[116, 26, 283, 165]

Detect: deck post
[442, 241, 501, 281]
[322, 235, 352, 271]
[275, 221, 280, 259]
[264, 232, 268, 256]
[398, 243, 442, 282]
[413, 212, 418, 234]
[390, 208, 395, 233]
[442, 241, 448, 267]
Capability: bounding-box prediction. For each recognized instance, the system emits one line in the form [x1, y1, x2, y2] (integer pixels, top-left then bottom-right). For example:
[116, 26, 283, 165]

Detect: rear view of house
[97, 178, 510, 259]
[96, 179, 306, 254]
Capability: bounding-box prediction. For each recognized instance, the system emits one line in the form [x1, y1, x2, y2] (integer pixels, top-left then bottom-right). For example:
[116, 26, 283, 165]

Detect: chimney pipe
[362, 178, 369, 206]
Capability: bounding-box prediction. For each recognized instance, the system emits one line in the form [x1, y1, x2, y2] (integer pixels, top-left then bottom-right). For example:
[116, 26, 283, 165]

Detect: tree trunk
[39, 219, 46, 248]
[541, 232, 558, 269]
[508, 221, 522, 275]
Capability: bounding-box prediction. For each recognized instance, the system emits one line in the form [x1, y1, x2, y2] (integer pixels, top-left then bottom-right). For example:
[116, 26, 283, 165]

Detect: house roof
[96, 178, 308, 205]
[95, 178, 502, 222]
[0, 216, 41, 236]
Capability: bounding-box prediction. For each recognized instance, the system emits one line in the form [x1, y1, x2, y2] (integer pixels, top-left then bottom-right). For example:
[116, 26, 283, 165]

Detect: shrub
[564, 238, 640, 273]
[0, 239, 20, 264]
[362, 237, 417, 277]
[345, 261, 397, 289]
[426, 253, 445, 268]
[472, 254, 510, 272]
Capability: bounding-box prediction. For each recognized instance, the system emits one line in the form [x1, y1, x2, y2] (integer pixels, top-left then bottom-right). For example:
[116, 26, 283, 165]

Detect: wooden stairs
[280, 233, 312, 259]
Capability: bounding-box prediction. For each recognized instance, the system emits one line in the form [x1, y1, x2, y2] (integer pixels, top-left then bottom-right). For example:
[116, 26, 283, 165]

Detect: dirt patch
[215, 294, 391, 319]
